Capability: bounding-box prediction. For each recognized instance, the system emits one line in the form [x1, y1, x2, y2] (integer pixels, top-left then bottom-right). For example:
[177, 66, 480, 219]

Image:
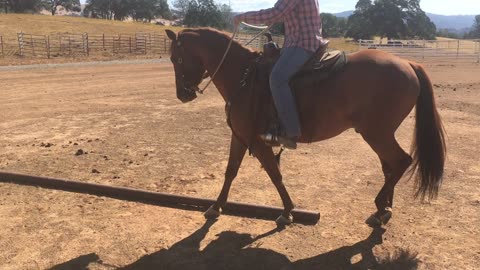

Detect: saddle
[261, 33, 347, 87]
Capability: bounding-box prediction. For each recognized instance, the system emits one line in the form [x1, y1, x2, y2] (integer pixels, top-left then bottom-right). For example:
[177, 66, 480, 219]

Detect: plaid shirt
[241, 0, 323, 52]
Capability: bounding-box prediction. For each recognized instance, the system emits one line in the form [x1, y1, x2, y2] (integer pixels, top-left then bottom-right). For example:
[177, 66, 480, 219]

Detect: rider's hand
[233, 14, 244, 29]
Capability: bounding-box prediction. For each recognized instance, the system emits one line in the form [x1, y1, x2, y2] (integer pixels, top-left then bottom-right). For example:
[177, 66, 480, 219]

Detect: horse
[164, 28, 446, 226]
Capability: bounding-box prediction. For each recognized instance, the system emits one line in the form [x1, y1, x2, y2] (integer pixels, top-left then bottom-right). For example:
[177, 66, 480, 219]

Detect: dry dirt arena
[0, 59, 479, 270]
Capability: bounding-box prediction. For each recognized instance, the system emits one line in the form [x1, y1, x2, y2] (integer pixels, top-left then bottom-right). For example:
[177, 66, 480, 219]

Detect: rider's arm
[239, 0, 300, 25]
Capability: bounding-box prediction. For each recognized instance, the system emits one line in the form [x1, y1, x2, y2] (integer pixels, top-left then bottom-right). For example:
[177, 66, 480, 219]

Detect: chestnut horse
[165, 28, 446, 226]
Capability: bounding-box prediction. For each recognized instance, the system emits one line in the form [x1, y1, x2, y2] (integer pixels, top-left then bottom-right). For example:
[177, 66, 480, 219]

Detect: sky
[79, 0, 480, 16]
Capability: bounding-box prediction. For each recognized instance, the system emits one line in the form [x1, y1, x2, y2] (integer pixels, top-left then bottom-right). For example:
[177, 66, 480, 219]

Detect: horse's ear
[165, 29, 177, 41]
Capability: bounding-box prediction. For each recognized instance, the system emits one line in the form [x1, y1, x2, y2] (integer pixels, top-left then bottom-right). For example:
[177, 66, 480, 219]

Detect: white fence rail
[359, 39, 480, 62]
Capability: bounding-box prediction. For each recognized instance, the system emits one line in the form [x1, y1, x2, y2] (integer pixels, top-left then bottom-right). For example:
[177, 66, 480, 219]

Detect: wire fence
[359, 39, 480, 62]
[1, 32, 174, 59]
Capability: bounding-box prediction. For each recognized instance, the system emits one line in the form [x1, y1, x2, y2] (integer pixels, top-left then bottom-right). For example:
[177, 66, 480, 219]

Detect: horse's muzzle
[177, 85, 198, 103]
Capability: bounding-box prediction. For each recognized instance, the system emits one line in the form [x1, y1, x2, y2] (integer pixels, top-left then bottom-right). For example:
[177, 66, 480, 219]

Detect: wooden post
[164, 36, 167, 54]
[83, 33, 89, 56]
[456, 40, 460, 58]
[422, 39, 426, 59]
[0, 35, 4, 57]
[17, 32, 24, 56]
[31, 34, 35, 56]
[68, 36, 72, 55]
[477, 40, 480, 63]
[45, 35, 50, 59]
[144, 36, 147, 55]
[102, 33, 105, 50]
[129, 36, 132, 53]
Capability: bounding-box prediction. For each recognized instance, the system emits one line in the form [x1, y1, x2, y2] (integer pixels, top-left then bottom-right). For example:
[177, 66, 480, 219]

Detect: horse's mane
[178, 28, 260, 57]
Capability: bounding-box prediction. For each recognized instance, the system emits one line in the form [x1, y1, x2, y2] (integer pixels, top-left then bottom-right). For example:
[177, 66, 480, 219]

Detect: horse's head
[166, 29, 206, 103]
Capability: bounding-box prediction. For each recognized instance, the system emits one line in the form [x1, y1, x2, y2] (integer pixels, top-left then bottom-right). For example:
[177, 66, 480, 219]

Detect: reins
[197, 23, 271, 94]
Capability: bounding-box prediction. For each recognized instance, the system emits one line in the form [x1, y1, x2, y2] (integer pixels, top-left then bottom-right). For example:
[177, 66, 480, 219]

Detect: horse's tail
[408, 62, 446, 200]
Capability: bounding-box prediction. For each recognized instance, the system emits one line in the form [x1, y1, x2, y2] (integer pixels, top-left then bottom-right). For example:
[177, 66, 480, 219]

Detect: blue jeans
[269, 47, 313, 138]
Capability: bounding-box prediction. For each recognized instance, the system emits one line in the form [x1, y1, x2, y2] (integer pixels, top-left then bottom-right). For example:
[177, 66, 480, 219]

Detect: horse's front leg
[204, 134, 247, 219]
[253, 141, 295, 226]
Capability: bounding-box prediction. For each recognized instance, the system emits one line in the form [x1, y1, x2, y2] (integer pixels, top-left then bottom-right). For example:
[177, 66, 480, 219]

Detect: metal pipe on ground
[0, 172, 320, 225]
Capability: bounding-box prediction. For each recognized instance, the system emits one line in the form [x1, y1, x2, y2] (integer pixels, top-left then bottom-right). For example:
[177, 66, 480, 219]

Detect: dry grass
[0, 14, 178, 39]
[328, 37, 359, 52]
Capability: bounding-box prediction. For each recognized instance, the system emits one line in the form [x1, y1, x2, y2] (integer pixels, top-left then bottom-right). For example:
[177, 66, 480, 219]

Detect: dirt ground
[0, 60, 479, 270]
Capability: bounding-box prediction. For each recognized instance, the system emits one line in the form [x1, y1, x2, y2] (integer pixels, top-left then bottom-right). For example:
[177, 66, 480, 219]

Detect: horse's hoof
[366, 207, 393, 227]
[204, 205, 221, 219]
[275, 214, 293, 226]
[380, 207, 393, 224]
[366, 214, 382, 227]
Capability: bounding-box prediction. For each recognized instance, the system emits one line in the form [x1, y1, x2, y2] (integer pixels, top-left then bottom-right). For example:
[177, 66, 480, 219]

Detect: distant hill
[333, 10, 476, 31]
[332, 10, 353, 18]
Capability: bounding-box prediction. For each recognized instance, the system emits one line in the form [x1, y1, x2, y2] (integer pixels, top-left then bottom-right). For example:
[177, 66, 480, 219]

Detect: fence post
[83, 33, 89, 56]
[422, 39, 426, 59]
[17, 32, 24, 56]
[164, 36, 167, 54]
[0, 35, 4, 57]
[45, 35, 50, 59]
[358, 39, 362, 51]
[456, 40, 460, 58]
[102, 33, 105, 50]
[31, 34, 35, 56]
[477, 40, 480, 63]
[129, 36, 132, 53]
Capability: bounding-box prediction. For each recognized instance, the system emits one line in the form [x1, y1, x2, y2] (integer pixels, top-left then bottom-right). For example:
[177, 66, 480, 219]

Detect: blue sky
[79, 0, 480, 16]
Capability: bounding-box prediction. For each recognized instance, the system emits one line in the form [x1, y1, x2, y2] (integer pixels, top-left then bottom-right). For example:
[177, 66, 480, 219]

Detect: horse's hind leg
[362, 134, 412, 227]
[253, 141, 295, 226]
[204, 135, 247, 219]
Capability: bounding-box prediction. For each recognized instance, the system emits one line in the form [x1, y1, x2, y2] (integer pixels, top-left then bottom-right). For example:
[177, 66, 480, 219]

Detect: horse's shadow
[48, 220, 419, 270]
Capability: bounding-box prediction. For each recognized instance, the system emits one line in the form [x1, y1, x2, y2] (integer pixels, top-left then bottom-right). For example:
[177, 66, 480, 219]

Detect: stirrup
[260, 133, 297, 149]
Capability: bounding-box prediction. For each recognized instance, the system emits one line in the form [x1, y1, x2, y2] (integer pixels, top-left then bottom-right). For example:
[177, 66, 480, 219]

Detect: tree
[3, 0, 43, 13]
[345, 0, 375, 40]
[172, 0, 188, 17]
[42, 0, 81, 15]
[130, 0, 172, 21]
[370, 0, 407, 39]
[346, 0, 436, 40]
[183, 0, 226, 28]
[321, 13, 347, 38]
[466, 15, 480, 38]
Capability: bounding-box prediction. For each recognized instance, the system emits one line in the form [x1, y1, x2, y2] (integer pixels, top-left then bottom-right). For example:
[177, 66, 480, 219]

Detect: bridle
[174, 23, 270, 95]
[173, 40, 202, 95]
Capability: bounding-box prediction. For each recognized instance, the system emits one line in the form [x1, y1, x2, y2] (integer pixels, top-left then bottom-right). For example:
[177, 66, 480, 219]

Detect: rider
[234, 0, 323, 149]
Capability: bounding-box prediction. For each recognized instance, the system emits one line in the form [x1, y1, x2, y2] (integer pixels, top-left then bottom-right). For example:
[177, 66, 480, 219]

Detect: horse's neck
[200, 43, 253, 102]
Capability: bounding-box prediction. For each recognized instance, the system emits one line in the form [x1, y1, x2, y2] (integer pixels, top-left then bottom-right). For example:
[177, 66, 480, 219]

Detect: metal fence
[5, 32, 173, 58]
[359, 39, 480, 62]
[1, 30, 282, 59]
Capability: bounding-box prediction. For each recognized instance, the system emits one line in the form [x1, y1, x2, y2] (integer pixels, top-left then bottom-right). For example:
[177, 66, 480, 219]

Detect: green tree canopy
[2, 0, 43, 13]
[321, 13, 347, 38]
[345, 0, 375, 40]
[466, 15, 480, 38]
[84, 0, 171, 21]
[42, 0, 81, 15]
[183, 0, 229, 28]
[346, 0, 436, 40]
